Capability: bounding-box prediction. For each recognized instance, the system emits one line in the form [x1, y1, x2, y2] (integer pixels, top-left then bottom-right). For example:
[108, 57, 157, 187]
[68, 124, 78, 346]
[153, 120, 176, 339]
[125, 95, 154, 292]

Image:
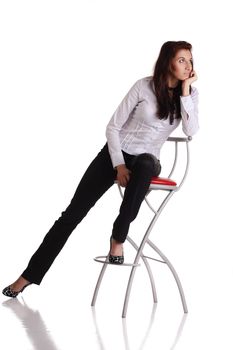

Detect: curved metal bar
[142, 255, 166, 264]
[122, 190, 175, 317]
[144, 196, 157, 214]
[168, 141, 178, 178]
[176, 141, 190, 191]
[117, 183, 124, 199]
[127, 236, 157, 303]
[91, 258, 108, 307]
[146, 239, 188, 313]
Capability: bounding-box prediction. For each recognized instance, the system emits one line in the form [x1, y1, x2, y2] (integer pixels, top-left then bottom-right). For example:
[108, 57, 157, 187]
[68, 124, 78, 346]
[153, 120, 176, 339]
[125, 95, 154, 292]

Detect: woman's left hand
[182, 70, 198, 96]
[186, 70, 198, 84]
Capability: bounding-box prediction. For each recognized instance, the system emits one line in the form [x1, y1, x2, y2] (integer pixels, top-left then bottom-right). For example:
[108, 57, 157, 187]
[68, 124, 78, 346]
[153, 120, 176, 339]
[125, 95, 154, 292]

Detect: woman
[2, 40, 199, 297]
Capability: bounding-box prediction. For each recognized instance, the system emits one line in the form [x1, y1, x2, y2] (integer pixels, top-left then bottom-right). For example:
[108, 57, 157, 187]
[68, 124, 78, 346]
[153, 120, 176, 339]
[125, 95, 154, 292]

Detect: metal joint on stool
[91, 136, 191, 317]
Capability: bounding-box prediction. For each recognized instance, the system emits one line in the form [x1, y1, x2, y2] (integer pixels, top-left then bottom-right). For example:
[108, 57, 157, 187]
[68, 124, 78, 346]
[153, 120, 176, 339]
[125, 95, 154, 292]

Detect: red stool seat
[150, 177, 177, 186]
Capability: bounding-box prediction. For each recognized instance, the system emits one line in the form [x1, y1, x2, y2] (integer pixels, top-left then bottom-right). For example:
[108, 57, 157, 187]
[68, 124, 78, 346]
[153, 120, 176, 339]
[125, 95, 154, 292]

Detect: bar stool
[91, 136, 192, 317]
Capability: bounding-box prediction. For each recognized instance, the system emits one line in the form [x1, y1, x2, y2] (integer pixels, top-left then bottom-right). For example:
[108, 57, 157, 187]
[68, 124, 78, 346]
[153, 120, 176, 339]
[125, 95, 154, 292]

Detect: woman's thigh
[63, 143, 117, 219]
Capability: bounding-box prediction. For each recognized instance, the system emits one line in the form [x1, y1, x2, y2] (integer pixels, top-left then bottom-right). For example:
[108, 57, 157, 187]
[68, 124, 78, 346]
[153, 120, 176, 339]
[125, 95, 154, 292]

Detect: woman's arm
[106, 79, 142, 168]
[180, 72, 199, 136]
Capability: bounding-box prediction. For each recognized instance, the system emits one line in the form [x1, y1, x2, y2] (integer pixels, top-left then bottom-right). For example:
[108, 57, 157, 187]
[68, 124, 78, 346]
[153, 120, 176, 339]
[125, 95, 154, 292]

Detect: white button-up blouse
[106, 76, 199, 168]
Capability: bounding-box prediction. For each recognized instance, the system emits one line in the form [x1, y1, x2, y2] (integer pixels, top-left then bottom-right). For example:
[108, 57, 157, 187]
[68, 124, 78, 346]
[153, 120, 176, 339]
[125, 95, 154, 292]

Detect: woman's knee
[133, 153, 161, 176]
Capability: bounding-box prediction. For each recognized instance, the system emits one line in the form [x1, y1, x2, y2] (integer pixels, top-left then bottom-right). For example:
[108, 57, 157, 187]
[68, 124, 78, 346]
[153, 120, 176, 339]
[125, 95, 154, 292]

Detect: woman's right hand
[116, 164, 131, 187]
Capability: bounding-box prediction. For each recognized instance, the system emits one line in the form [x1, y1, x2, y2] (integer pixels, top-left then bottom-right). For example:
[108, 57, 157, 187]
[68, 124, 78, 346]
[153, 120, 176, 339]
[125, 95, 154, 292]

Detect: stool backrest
[165, 136, 192, 191]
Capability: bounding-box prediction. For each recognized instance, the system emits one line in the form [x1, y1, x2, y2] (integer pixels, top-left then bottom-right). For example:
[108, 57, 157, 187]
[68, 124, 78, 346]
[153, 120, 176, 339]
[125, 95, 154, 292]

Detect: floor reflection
[2, 298, 187, 350]
[2, 298, 59, 350]
[92, 304, 187, 350]
[122, 304, 157, 350]
[170, 313, 187, 350]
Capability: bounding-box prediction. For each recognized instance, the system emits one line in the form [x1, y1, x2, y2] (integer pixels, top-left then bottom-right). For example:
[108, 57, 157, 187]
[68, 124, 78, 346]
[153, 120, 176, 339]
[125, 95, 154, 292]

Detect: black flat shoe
[2, 283, 32, 298]
[109, 236, 124, 265]
[109, 254, 124, 264]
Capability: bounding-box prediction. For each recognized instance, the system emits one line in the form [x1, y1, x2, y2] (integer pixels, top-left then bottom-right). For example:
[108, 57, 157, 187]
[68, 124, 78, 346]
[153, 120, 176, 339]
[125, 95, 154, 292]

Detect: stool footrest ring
[94, 256, 140, 267]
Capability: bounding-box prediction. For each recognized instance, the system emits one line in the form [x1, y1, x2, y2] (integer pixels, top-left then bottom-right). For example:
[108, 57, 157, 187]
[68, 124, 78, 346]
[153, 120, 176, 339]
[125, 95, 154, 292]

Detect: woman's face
[169, 49, 193, 81]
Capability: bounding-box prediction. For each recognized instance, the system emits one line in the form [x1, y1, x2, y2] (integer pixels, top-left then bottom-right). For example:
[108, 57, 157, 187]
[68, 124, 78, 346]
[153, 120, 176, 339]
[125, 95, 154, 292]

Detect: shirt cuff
[110, 151, 125, 168]
[180, 95, 194, 112]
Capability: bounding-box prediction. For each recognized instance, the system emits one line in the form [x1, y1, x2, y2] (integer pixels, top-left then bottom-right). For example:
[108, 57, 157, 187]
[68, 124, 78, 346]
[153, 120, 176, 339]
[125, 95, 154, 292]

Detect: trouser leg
[112, 153, 161, 243]
[22, 144, 116, 284]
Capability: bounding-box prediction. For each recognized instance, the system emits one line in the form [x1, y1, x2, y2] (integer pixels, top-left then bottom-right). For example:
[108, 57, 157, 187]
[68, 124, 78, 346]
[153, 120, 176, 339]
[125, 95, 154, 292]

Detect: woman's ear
[168, 62, 175, 76]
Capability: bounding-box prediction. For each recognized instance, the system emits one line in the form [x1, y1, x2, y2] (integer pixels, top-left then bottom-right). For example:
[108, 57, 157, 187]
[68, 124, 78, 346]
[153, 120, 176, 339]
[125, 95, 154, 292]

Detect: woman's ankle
[110, 237, 123, 256]
[11, 276, 30, 291]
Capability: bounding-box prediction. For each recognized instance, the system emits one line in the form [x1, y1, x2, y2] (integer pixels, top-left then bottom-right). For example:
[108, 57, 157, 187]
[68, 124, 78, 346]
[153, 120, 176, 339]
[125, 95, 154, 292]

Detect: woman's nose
[185, 61, 192, 70]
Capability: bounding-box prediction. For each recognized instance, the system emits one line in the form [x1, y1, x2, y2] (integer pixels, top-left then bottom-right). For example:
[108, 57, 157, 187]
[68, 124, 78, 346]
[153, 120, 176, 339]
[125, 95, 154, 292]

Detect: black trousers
[22, 143, 161, 284]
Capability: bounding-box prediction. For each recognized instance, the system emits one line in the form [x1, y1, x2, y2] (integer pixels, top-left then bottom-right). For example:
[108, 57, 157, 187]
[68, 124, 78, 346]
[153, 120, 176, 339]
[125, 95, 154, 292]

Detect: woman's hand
[182, 70, 198, 96]
[187, 70, 198, 84]
[116, 164, 131, 187]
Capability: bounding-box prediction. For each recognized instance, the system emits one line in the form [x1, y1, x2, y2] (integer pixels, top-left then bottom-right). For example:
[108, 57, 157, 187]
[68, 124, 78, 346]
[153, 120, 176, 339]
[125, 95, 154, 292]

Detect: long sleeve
[180, 86, 199, 136]
[106, 79, 142, 168]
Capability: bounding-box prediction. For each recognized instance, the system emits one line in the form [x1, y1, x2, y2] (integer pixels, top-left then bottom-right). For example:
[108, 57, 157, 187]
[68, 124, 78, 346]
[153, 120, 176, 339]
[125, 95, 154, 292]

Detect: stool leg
[122, 236, 151, 318]
[122, 265, 137, 318]
[147, 239, 188, 313]
[91, 259, 108, 307]
[122, 191, 175, 317]
[127, 236, 157, 303]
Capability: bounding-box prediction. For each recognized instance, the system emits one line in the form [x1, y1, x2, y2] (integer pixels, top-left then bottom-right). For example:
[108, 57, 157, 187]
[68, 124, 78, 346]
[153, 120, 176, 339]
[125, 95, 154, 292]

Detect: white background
[0, 1, 233, 349]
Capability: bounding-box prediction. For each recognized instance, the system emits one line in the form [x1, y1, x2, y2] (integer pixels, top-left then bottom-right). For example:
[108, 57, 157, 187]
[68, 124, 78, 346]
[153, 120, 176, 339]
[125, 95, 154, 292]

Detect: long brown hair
[153, 41, 193, 124]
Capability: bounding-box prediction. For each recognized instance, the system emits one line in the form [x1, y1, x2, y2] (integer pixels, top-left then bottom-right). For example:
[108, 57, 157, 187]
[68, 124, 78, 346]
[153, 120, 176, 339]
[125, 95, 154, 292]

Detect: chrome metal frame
[91, 136, 191, 317]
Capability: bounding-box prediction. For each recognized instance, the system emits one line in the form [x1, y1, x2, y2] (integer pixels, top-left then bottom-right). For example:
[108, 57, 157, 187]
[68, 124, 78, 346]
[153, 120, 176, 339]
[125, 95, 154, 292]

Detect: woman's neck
[167, 76, 178, 88]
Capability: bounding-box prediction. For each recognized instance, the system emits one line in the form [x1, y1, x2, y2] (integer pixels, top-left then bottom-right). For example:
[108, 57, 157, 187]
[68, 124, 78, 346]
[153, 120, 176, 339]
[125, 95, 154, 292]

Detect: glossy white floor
[2, 251, 233, 350]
